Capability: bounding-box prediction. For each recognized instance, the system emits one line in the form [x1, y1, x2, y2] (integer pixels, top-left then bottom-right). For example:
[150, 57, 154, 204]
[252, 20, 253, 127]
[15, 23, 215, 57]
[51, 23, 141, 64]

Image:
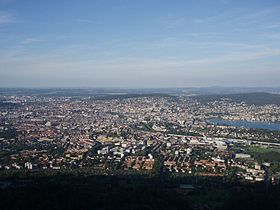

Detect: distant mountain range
[0, 88, 280, 106]
[182, 87, 280, 95]
[0, 87, 280, 96]
[192, 92, 280, 106]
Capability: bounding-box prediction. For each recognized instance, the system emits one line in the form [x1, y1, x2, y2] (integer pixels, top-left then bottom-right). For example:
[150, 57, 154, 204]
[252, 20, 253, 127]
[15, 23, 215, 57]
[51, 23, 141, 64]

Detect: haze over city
[0, 0, 280, 88]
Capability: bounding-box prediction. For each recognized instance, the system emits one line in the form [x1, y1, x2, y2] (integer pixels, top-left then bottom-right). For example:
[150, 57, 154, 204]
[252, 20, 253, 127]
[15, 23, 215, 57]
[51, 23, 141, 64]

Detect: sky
[0, 0, 280, 88]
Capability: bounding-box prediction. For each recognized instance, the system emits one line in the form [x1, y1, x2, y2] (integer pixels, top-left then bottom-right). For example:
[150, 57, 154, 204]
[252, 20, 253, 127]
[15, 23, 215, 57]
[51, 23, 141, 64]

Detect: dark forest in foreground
[1, 172, 280, 210]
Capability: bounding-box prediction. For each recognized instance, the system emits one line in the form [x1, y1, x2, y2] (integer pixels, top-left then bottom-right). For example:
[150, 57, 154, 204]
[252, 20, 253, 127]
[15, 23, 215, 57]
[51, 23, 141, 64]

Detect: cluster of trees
[192, 92, 280, 106]
[0, 128, 18, 139]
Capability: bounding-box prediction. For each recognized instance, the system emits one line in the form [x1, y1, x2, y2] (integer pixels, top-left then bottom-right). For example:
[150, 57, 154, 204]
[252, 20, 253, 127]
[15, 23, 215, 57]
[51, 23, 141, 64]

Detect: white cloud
[1, 46, 279, 88]
[21, 38, 45, 44]
[0, 11, 14, 25]
[161, 15, 187, 29]
[76, 18, 99, 24]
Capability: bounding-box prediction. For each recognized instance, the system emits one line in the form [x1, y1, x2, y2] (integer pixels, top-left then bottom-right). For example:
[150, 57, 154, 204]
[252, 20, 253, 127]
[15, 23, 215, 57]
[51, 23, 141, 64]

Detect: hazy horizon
[0, 86, 280, 90]
[1, 0, 280, 88]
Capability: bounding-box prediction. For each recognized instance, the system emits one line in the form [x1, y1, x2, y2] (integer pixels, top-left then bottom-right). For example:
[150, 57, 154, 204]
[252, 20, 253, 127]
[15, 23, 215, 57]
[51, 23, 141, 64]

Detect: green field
[247, 147, 280, 162]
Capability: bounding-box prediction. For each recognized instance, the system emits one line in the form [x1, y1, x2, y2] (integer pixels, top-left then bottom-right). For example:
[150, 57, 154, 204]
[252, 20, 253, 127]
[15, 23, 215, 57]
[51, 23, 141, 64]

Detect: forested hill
[192, 92, 280, 106]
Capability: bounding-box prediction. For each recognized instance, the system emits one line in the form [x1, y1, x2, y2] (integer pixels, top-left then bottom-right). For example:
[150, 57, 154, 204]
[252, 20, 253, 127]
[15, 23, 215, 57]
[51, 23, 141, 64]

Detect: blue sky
[0, 0, 280, 88]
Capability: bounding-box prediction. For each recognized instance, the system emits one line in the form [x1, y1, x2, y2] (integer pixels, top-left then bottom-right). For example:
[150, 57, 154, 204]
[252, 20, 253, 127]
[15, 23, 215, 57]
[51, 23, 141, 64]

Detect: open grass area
[247, 147, 280, 162]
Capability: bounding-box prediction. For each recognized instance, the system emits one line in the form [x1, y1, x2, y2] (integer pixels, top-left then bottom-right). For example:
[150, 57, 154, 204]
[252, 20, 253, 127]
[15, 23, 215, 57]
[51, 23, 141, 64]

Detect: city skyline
[1, 0, 280, 87]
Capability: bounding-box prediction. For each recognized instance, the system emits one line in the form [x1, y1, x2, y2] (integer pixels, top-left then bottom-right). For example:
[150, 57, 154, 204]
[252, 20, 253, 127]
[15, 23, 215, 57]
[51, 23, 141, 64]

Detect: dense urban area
[1, 90, 280, 209]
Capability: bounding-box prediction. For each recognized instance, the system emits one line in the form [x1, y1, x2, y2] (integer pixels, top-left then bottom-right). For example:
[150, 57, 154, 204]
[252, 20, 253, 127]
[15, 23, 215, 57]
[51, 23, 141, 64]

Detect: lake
[209, 118, 280, 131]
